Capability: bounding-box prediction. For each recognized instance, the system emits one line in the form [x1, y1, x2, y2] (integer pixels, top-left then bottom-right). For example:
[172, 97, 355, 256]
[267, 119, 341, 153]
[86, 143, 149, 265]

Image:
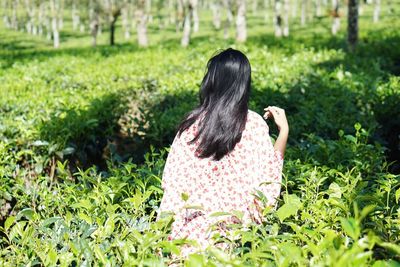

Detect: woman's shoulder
[247, 109, 267, 124]
[247, 109, 269, 132]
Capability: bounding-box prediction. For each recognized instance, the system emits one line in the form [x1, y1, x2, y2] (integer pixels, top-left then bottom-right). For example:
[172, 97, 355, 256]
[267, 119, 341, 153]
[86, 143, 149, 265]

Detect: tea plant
[0, 3, 399, 266]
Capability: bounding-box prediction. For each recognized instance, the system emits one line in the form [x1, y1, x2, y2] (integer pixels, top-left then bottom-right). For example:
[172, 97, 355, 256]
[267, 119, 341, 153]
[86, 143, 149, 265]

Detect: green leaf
[328, 182, 342, 199]
[70, 199, 93, 210]
[41, 217, 62, 228]
[379, 242, 400, 255]
[340, 217, 360, 240]
[278, 242, 302, 262]
[46, 247, 58, 266]
[104, 217, 115, 236]
[94, 246, 107, 264]
[276, 194, 302, 222]
[395, 188, 400, 204]
[359, 205, 375, 222]
[17, 208, 35, 220]
[208, 247, 230, 263]
[344, 135, 357, 144]
[159, 241, 180, 255]
[78, 212, 93, 224]
[4, 216, 15, 231]
[185, 253, 206, 267]
[9, 221, 27, 241]
[372, 260, 400, 267]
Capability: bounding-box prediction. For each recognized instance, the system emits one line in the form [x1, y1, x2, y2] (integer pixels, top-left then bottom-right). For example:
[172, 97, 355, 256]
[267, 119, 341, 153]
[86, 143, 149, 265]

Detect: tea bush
[0, 4, 399, 266]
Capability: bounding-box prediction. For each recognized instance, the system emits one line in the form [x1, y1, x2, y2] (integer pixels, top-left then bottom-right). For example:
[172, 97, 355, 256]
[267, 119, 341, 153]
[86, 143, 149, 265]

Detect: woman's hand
[263, 106, 289, 133]
[263, 106, 289, 157]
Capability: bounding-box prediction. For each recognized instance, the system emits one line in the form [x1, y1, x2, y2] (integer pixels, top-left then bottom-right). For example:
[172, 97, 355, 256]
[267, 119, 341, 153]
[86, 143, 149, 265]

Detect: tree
[72, 0, 80, 31]
[236, 0, 246, 42]
[331, 0, 340, 35]
[348, 0, 358, 51]
[102, 0, 123, 45]
[38, 1, 46, 35]
[301, 0, 307, 26]
[373, 0, 380, 23]
[11, 0, 19, 30]
[274, 0, 289, 37]
[315, 0, 322, 17]
[24, 0, 36, 34]
[2, 0, 10, 28]
[122, 0, 132, 40]
[211, 0, 221, 30]
[283, 0, 289, 36]
[136, 0, 148, 47]
[274, 0, 283, 37]
[181, 0, 192, 46]
[50, 0, 61, 48]
[192, 0, 199, 32]
[89, 0, 100, 46]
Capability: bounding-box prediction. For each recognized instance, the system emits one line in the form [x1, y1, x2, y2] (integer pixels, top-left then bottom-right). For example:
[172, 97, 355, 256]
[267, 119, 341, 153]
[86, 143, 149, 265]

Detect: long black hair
[177, 48, 251, 161]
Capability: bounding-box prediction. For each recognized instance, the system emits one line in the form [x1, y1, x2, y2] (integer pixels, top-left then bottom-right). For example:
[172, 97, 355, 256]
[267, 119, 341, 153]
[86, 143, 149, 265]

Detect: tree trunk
[211, 1, 221, 29]
[58, 0, 64, 29]
[358, 0, 363, 15]
[11, 0, 19, 30]
[45, 12, 52, 40]
[89, 0, 99, 47]
[38, 2, 45, 35]
[50, 0, 60, 48]
[347, 0, 358, 51]
[90, 20, 99, 47]
[274, 0, 283, 37]
[122, 3, 131, 39]
[283, 0, 289, 36]
[192, 0, 199, 32]
[331, 0, 340, 35]
[316, 0, 322, 17]
[52, 17, 59, 48]
[373, 0, 380, 23]
[168, 0, 175, 25]
[301, 0, 307, 26]
[136, 0, 148, 46]
[145, 0, 152, 23]
[72, 1, 80, 31]
[181, 0, 192, 47]
[2, 0, 10, 28]
[25, 0, 31, 33]
[176, 0, 184, 32]
[110, 19, 116, 45]
[236, 0, 246, 42]
[32, 4, 37, 35]
[291, 0, 297, 18]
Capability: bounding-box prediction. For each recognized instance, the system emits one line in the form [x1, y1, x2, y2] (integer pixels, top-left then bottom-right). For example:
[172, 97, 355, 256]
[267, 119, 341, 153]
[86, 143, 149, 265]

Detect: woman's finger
[263, 110, 271, 119]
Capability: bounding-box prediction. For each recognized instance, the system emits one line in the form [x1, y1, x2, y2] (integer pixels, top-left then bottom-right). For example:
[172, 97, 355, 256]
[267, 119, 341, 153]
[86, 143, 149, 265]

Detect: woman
[157, 48, 289, 259]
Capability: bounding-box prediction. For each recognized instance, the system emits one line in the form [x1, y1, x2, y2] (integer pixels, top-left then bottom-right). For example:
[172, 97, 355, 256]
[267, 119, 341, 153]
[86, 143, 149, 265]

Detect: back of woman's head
[177, 48, 251, 161]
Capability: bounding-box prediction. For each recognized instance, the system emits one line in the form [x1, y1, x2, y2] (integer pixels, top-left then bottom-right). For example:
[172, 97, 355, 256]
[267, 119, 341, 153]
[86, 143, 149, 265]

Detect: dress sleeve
[251, 119, 284, 222]
[156, 134, 186, 221]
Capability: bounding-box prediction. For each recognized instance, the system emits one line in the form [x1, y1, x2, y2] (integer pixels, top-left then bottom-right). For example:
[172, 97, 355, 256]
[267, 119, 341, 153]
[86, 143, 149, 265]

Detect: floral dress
[157, 109, 284, 258]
